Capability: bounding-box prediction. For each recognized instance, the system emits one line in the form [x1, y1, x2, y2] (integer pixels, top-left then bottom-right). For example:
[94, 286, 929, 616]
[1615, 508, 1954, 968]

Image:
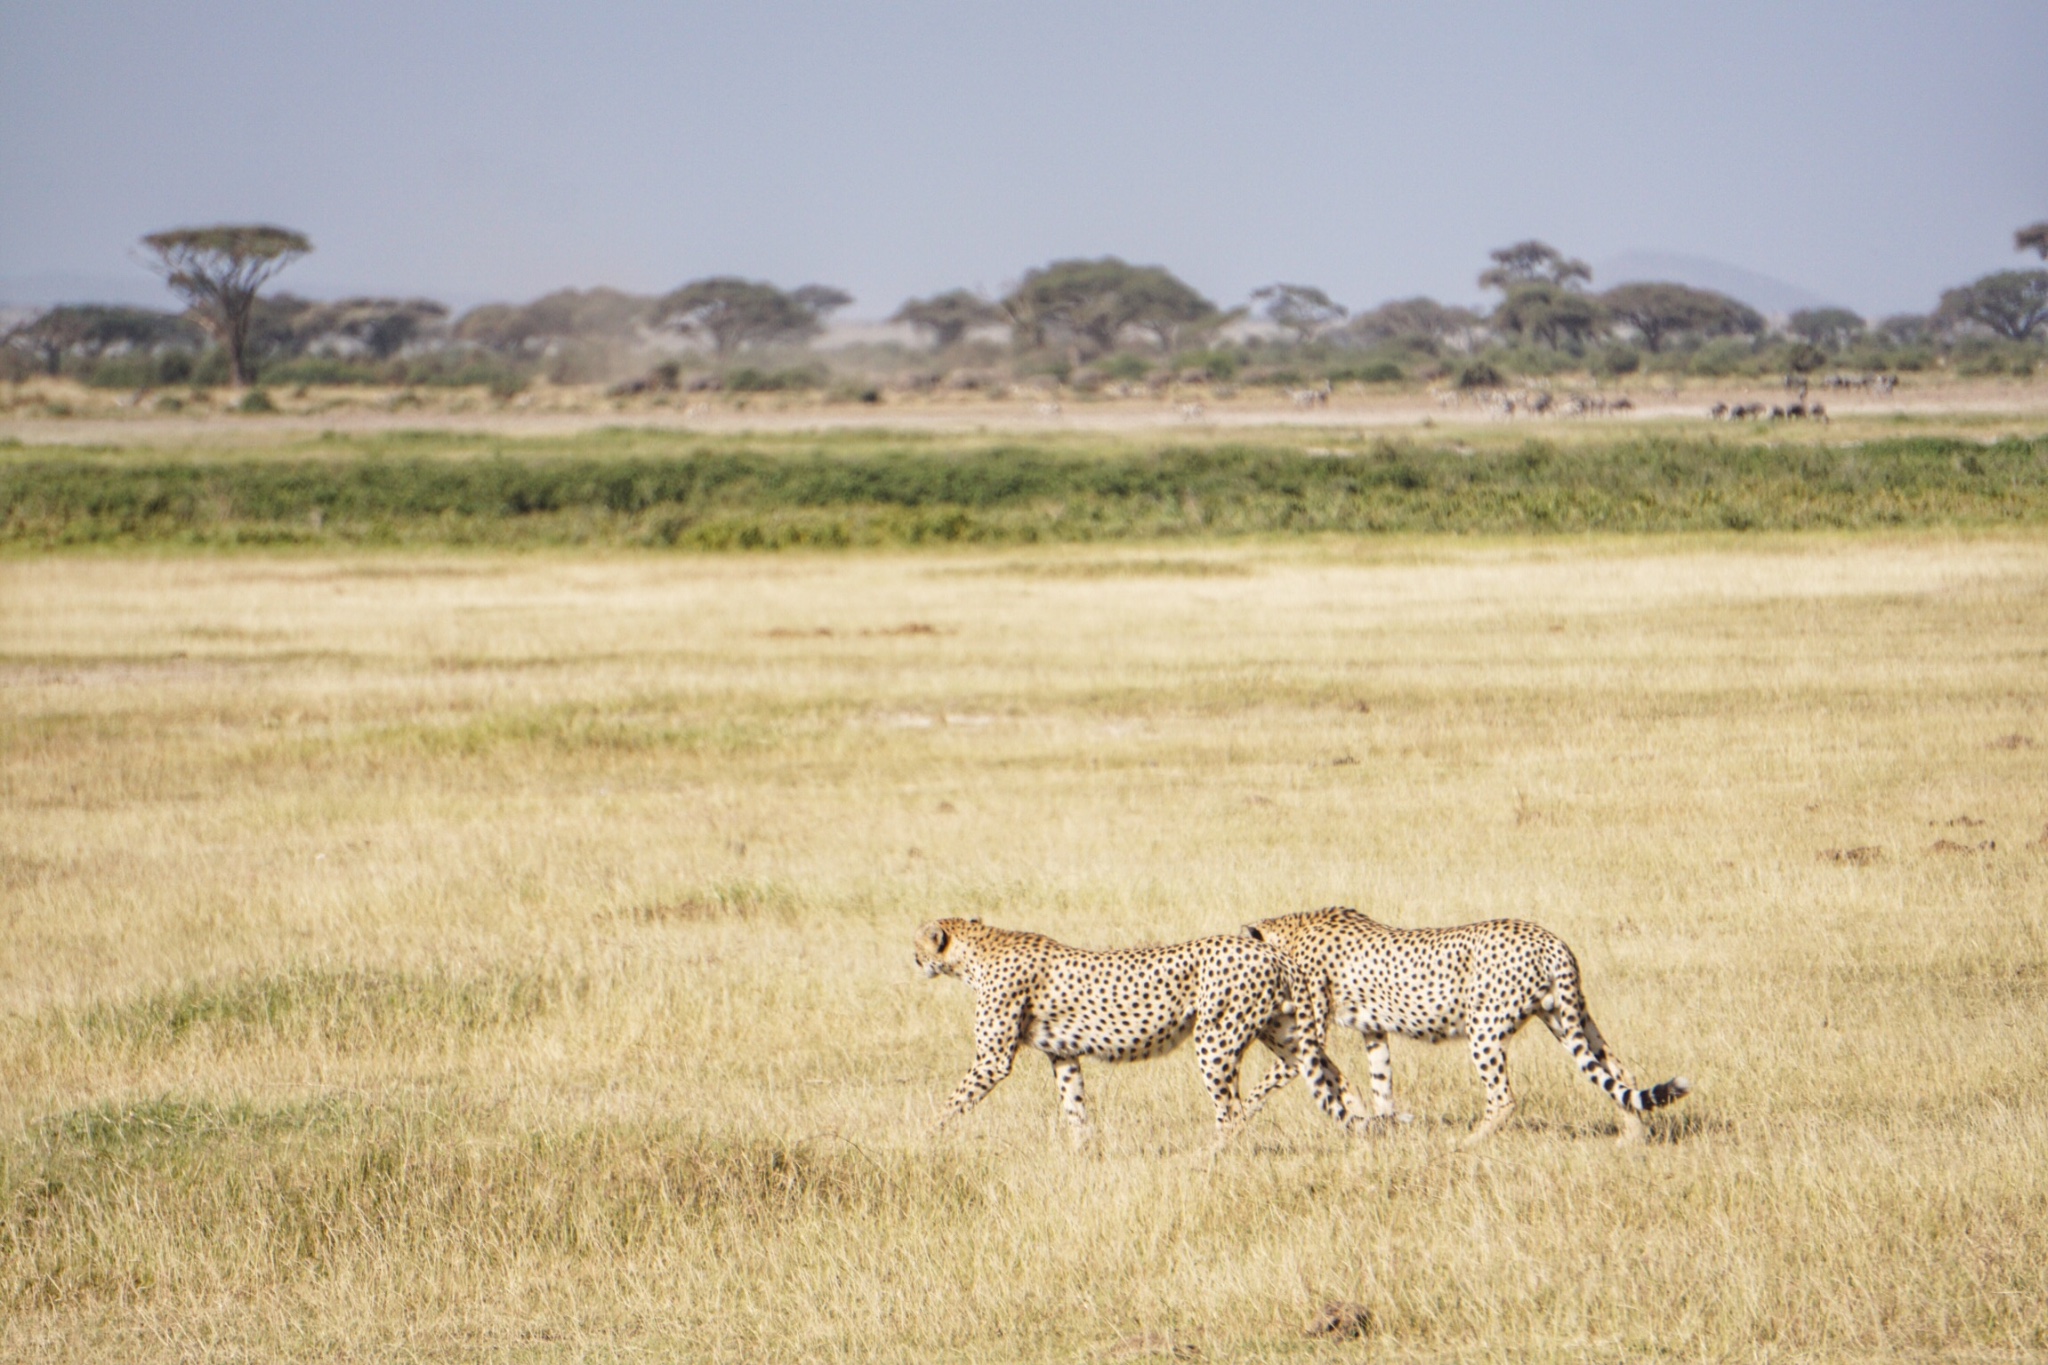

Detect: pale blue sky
[2, 1, 2043, 318]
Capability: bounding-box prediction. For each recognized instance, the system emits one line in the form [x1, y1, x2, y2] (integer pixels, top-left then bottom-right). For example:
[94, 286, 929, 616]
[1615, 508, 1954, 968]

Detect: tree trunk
[224, 291, 253, 385]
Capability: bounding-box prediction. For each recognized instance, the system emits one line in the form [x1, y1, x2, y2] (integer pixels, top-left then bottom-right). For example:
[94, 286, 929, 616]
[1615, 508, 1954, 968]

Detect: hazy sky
[3, 1, 2043, 318]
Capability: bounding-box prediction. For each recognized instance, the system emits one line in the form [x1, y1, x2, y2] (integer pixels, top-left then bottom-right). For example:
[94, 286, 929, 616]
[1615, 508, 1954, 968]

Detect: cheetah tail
[1566, 1022, 1690, 1111]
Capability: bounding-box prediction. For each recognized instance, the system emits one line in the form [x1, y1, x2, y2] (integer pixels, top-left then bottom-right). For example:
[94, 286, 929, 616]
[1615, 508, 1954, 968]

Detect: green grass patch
[4, 431, 2047, 549]
[68, 966, 571, 1054]
[2, 1097, 984, 1310]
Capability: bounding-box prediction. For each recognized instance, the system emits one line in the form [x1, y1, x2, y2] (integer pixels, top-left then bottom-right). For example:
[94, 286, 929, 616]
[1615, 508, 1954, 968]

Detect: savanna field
[3, 422, 2048, 1362]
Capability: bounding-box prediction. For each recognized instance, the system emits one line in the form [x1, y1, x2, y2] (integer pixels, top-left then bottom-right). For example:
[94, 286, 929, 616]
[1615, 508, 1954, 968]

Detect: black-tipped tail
[1627, 1076, 1691, 1112]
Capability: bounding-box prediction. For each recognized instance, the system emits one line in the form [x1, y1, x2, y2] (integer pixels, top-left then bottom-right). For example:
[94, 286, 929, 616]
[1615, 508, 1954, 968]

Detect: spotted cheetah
[914, 917, 1358, 1147]
[1242, 907, 1690, 1146]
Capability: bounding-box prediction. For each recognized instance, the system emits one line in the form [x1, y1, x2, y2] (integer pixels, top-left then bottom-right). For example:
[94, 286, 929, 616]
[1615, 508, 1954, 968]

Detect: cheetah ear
[967, 916, 981, 924]
[1241, 924, 1265, 942]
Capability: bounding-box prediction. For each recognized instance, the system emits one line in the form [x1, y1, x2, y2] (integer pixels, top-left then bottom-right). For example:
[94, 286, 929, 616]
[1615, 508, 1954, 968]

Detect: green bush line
[4, 434, 2046, 549]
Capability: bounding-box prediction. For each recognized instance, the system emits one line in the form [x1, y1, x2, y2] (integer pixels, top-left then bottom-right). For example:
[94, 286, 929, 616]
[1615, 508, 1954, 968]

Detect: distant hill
[1595, 252, 1841, 317]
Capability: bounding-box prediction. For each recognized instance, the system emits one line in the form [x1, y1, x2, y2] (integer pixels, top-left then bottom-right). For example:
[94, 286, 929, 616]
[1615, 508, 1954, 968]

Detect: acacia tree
[295, 298, 450, 359]
[1937, 271, 2048, 341]
[654, 277, 844, 353]
[140, 224, 311, 384]
[1493, 282, 1604, 350]
[1876, 313, 1935, 346]
[454, 288, 653, 352]
[1251, 284, 1347, 345]
[2017, 222, 2048, 259]
[1787, 307, 1865, 351]
[789, 285, 853, 322]
[1479, 240, 1591, 292]
[891, 289, 1006, 350]
[1599, 282, 1763, 352]
[1002, 258, 1217, 358]
[4, 305, 199, 375]
[1341, 297, 1483, 350]
[1481, 241, 1598, 350]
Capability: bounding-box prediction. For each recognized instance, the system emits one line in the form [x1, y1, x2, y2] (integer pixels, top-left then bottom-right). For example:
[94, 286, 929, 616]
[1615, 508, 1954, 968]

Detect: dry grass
[3, 534, 2046, 1362]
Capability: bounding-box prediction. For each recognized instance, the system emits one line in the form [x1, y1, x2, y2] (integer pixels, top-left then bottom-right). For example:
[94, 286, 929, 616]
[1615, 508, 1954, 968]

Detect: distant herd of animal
[1432, 372, 1902, 424]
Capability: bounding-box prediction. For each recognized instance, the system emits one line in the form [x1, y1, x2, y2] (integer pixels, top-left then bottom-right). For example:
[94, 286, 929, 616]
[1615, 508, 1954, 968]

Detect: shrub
[1784, 343, 1828, 374]
[1175, 349, 1240, 382]
[1456, 360, 1504, 389]
[1689, 338, 1757, 377]
[237, 388, 276, 414]
[193, 350, 231, 386]
[261, 357, 381, 386]
[1099, 353, 1151, 382]
[1329, 359, 1404, 383]
[1489, 345, 1574, 377]
[85, 355, 161, 389]
[722, 365, 824, 393]
[1595, 345, 1641, 377]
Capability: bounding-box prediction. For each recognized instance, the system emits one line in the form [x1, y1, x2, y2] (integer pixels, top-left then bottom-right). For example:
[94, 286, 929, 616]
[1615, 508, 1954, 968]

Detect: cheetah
[1242, 907, 1690, 1147]
[914, 917, 1358, 1148]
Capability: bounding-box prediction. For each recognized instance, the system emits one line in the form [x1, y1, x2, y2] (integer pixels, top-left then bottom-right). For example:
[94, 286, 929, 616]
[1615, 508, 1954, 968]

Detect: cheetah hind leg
[1458, 1027, 1517, 1148]
[1194, 1031, 1258, 1153]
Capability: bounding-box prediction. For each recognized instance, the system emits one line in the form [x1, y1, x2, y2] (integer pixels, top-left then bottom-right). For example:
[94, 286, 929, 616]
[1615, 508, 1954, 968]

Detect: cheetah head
[914, 917, 979, 978]
[1240, 918, 1292, 950]
[1243, 908, 1356, 953]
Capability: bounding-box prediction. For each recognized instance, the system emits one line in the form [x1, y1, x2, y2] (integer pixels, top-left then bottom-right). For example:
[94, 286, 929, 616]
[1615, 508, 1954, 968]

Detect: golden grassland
[3, 533, 2046, 1362]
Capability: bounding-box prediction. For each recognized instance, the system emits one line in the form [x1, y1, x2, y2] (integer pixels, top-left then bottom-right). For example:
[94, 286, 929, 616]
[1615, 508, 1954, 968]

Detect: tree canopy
[293, 298, 449, 359]
[140, 224, 312, 384]
[1937, 271, 2048, 342]
[654, 278, 846, 354]
[1599, 282, 1763, 352]
[1876, 313, 1936, 346]
[1787, 308, 1866, 351]
[454, 288, 652, 352]
[1492, 281, 1604, 350]
[891, 290, 1006, 350]
[3, 305, 200, 375]
[1002, 258, 1218, 357]
[1480, 240, 1591, 293]
[789, 285, 853, 321]
[1251, 284, 1347, 344]
[1339, 297, 1482, 350]
[2017, 222, 2048, 259]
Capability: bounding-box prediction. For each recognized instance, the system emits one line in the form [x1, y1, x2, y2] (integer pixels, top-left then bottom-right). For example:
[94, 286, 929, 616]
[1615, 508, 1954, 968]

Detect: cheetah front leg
[1354, 1030, 1414, 1131]
[932, 1011, 1021, 1136]
[1239, 1039, 1356, 1134]
[1050, 1057, 1094, 1146]
[1240, 1051, 1298, 1119]
[1459, 1026, 1516, 1148]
